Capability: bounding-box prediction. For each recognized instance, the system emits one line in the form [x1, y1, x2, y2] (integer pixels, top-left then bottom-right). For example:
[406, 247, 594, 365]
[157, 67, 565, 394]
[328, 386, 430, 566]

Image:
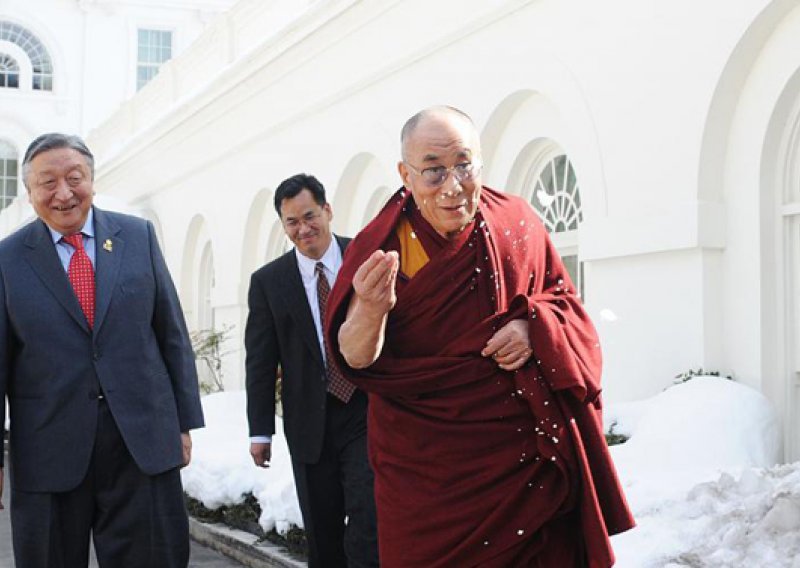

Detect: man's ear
[397, 161, 412, 189]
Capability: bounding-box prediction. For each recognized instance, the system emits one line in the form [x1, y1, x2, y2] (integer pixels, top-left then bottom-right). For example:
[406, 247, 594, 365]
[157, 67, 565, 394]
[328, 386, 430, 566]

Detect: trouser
[10, 399, 190, 568]
[292, 390, 379, 568]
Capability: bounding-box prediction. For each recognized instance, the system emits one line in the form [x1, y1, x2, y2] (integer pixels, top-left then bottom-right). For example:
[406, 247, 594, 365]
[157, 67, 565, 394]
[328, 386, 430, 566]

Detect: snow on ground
[181, 390, 303, 535]
[608, 376, 799, 567]
[184, 377, 800, 565]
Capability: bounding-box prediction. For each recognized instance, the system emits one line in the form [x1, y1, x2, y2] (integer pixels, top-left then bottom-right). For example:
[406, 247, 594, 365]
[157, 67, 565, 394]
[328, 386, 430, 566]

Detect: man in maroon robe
[326, 106, 634, 567]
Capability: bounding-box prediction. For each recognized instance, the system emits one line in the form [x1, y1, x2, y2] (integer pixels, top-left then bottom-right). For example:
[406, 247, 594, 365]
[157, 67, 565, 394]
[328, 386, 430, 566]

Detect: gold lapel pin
[103, 239, 113, 252]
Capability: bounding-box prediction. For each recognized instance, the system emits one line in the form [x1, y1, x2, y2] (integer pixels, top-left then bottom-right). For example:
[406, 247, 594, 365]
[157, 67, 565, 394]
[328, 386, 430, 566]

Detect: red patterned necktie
[316, 262, 356, 403]
[63, 233, 95, 328]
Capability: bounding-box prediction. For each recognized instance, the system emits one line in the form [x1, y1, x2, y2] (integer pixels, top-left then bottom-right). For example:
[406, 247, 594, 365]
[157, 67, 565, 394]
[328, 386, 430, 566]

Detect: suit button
[93, 352, 100, 361]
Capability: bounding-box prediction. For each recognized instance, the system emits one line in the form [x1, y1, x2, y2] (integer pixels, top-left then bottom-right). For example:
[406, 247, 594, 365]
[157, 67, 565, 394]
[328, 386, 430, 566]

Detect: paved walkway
[0, 457, 244, 567]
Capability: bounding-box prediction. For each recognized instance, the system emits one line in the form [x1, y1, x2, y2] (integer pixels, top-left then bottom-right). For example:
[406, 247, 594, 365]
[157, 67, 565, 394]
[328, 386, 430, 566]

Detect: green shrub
[605, 422, 629, 446]
[673, 368, 732, 386]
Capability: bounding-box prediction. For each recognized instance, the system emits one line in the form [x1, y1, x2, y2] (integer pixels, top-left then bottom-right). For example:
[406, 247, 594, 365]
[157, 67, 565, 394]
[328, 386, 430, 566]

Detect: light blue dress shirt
[47, 207, 96, 271]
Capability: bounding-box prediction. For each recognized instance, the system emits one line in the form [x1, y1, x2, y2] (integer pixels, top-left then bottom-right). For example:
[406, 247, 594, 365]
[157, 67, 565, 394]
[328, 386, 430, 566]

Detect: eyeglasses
[283, 210, 322, 230]
[404, 160, 482, 188]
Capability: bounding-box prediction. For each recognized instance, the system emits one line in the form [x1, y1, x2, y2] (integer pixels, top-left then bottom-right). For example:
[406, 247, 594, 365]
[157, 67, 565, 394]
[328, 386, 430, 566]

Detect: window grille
[0, 22, 53, 90]
[0, 140, 19, 210]
[137, 29, 173, 90]
[0, 53, 20, 88]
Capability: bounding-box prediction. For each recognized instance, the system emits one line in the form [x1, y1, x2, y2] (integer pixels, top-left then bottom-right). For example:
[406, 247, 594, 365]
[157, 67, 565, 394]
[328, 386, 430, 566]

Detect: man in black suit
[245, 174, 378, 568]
[0, 133, 204, 567]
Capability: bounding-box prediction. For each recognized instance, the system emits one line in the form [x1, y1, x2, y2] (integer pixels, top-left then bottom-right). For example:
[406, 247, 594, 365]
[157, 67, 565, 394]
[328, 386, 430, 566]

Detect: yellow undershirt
[395, 216, 429, 278]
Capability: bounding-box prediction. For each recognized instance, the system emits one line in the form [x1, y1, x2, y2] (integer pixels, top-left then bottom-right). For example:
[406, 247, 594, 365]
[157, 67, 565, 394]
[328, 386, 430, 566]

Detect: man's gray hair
[400, 106, 476, 160]
[21, 133, 95, 189]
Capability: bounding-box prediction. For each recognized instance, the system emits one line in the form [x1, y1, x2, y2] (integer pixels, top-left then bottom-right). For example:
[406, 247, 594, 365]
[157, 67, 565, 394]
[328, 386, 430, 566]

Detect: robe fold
[326, 187, 634, 567]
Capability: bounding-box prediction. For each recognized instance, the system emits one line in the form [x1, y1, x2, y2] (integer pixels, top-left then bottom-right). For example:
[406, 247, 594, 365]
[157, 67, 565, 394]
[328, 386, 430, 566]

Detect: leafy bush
[605, 422, 629, 446]
[190, 325, 235, 394]
[673, 368, 732, 386]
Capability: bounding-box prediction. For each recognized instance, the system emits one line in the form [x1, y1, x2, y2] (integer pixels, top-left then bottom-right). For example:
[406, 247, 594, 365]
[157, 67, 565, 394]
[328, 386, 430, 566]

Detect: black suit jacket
[0, 207, 204, 492]
[245, 235, 350, 464]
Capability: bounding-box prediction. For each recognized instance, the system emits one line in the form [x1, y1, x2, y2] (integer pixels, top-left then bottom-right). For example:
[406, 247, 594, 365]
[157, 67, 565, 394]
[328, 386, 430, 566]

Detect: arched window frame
[514, 140, 585, 299]
[0, 21, 53, 91]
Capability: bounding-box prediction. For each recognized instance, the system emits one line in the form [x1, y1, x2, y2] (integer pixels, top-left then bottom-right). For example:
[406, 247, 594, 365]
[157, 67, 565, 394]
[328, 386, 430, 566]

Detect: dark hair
[22, 133, 95, 189]
[274, 173, 327, 215]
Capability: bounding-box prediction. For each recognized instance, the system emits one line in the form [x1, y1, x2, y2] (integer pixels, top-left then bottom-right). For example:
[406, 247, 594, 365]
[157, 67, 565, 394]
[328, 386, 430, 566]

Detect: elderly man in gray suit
[0, 133, 204, 568]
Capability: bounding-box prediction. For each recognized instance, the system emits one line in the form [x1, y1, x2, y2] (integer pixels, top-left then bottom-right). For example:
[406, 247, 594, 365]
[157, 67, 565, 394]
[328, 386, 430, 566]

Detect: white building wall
[0, 0, 235, 169]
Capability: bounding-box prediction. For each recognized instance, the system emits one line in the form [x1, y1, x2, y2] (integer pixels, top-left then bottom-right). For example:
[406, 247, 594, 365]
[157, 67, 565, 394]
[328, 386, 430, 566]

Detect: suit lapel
[93, 208, 124, 337]
[23, 219, 90, 333]
[280, 252, 325, 367]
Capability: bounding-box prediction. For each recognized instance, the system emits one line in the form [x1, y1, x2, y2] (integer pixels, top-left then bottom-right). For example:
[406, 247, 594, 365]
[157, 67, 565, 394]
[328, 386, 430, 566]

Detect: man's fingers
[250, 451, 270, 468]
[357, 251, 398, 292]
[250, 443, 272, 468]
[181, 433, 192, 468]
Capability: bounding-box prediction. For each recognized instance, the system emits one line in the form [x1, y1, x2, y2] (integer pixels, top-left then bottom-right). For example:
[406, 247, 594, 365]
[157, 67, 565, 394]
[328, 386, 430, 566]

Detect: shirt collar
[47, 207, 95, 245]
[295, 237, 339, 279]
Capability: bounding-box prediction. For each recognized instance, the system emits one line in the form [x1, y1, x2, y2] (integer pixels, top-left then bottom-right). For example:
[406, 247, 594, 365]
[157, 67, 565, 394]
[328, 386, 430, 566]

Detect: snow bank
[183, 378, 799, 565]
[181, 391, 303, 534]
[608, 376, 790, 566]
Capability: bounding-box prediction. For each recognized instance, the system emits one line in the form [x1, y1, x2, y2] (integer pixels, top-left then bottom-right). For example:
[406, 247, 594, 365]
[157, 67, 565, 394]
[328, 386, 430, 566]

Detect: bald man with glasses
[325, 106, 635, 567]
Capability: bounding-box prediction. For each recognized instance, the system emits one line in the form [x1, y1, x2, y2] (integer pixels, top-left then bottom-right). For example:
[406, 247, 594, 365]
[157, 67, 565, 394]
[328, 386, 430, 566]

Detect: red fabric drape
[326, 187, 634, 567]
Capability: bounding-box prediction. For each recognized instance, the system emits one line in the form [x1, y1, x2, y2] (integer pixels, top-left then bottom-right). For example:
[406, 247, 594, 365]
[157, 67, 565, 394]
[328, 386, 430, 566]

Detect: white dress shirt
[251, 238, 343, 444]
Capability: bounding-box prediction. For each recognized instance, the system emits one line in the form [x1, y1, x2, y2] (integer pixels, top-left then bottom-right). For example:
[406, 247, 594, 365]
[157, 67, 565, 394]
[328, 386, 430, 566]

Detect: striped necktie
[316, 262, 356, 403]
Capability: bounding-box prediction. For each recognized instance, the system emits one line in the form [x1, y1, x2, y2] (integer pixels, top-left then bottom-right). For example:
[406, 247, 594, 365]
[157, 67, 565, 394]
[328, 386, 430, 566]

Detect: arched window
[0, 140, 18, 210]
[0, 53, 19, 88]
[516, 145, 585, 298]
[529, 154, 582, 234]
[197, 242, 215, 331]
[0, 21, 53, 90]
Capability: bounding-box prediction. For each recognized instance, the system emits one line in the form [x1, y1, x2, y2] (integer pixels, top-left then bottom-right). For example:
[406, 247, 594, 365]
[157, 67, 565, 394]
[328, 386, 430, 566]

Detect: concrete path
[0, 456, 244, 567]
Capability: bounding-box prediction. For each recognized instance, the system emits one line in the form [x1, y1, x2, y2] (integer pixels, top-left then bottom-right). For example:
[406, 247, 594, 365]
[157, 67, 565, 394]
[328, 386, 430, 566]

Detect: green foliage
[673, 368, 732, 386]
[190, 324, 235, 394]
[605, 422, 629, 446]
[185, 494, 307, 558]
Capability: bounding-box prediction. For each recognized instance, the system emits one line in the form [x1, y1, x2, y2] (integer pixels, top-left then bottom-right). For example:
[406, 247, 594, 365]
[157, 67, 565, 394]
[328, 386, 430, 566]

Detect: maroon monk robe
[326, 187, 634, 567]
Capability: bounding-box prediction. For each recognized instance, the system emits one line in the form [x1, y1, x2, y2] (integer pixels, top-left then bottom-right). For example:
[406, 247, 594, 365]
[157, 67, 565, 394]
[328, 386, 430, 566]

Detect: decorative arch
[138, 208, 165, 249]
[695, 0, 800, 461]
[180, 214, 213, 331]
[697, 1, 800, 203]
[239, 187, 275, 294]
[0, 21, 53, 90]
[333, 152, 393, 234]
[265, 219, 290, 263]
[761, 66, 800, 462]
[361, 186, 393, 227]
[482, 89, 604, 224]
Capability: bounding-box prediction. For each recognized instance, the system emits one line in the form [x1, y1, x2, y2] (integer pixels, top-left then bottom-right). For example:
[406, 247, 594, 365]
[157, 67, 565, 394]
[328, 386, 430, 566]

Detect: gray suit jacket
[0, 207, 204, 492]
